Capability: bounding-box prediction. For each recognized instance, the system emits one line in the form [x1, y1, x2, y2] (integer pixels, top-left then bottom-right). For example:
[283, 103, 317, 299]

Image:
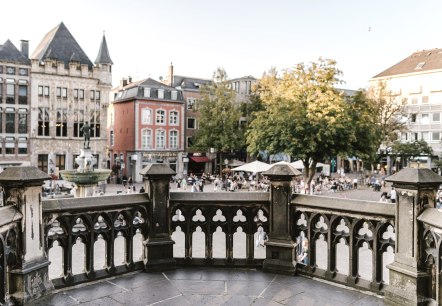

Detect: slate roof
[31, 22, 93, 67]
[171, 75, 212, 90]
[95, 34, 113, 65]
[373, 48, 442, 78]
[0, 39, 30, 65]
[114, 78, 184, 102]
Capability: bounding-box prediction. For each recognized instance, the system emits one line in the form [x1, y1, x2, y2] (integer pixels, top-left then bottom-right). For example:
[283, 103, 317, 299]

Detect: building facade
[109, 78, 185, 182]
[371, 48, 442, 170]
[0, 40, 31, 171]
[29, 22, 112, 177]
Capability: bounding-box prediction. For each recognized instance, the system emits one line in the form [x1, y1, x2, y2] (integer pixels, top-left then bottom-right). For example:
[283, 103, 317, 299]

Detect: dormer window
[158, 89, 164, 99]
[144, 88, 151, 98]
[171, 90, 177, 100]
[415, 62, 425, 70]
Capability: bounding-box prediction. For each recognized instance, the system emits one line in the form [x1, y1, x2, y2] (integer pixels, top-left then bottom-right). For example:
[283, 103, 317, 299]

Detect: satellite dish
[159, 76, 163, 81]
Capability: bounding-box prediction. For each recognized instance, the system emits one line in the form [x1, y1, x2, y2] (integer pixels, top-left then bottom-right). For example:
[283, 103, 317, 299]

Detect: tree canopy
[246, 59, 379, 184]
[192, 68, 244, 153]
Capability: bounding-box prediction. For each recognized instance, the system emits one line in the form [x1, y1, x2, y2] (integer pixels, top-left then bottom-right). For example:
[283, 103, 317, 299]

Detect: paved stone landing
[29, 267, 384, 306]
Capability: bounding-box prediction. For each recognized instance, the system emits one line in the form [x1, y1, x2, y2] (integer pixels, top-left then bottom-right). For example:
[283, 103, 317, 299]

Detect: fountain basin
[60, 169, 111, 186]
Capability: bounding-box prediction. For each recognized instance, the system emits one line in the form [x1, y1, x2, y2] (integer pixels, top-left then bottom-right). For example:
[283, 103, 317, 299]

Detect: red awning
[190, 156, 211, 163]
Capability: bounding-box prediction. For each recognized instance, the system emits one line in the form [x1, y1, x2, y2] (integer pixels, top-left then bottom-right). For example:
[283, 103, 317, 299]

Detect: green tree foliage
[192, 68, 244, 153]
[247, 59, 363, 184]
[390, 139, 433, 168]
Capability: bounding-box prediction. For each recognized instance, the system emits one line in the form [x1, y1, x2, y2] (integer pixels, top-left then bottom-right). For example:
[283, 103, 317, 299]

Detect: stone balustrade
[0, 164, 441, 305]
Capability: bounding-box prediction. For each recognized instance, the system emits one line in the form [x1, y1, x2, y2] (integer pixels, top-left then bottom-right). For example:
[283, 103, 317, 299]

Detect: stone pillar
[385, 168, 442, 305]
[140, 164, 176, 272]
[262, 164, 301, 275]
[0, 167, 53, 305]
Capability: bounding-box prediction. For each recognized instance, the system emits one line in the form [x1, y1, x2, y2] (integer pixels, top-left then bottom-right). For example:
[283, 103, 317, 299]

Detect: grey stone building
[29, 22, 113, 177]
[0, 39, 31, 171]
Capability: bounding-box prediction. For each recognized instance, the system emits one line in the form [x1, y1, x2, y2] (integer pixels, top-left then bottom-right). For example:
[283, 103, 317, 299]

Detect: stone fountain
[60, 127, 111, 197]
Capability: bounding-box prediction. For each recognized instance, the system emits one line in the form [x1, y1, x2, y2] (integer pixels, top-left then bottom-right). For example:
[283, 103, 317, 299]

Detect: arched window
[156, 130, 165, 149]
[141, 129, 152, 149]
[169, 111, 179, 125]
[169, 130, 178, 149]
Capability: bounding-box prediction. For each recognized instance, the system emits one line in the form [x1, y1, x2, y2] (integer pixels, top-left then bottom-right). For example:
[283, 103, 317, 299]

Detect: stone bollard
[0, 167, 53, 305]
[262, 164, 301, 275]
[385, 168, 442, 305]
[140, 163, 176, 272]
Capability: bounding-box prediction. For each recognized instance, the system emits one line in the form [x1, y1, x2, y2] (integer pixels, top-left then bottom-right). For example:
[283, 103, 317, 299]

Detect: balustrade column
[262, 164, 301, 275]
[0, 167, 54, 305]
[140, 164, 176, 272]
[385, 168, 442, 305]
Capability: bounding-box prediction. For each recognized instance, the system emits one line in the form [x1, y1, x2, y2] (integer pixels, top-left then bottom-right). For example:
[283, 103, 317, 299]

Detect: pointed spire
[95, 33, 113, 65]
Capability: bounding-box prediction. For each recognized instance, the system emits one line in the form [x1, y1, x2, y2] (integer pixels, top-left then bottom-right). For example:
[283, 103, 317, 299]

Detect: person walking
[390, 187, 397, 203]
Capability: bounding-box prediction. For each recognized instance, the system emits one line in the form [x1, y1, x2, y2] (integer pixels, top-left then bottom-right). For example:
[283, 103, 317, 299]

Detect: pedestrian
[181, 177, 187, 191]
[390, 187, 397, 203]
[139, 186, 145, 193]
[133, 185, 136, 192]
[128, 176, 133, 187]
[380, 192, 388, 203]
[353, 178, 358, 189]
[176, 179, 181, 190]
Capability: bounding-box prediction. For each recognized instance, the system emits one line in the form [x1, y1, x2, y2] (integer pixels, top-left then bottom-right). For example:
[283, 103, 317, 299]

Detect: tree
[366, 80, 408, 151]
[247, 59, 359, 184]
[390, 140, 433, 169]
[192, 68, 244, 169]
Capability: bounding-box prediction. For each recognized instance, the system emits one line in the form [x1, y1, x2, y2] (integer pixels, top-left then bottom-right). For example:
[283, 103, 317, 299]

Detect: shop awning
[190, 156, 211, 163]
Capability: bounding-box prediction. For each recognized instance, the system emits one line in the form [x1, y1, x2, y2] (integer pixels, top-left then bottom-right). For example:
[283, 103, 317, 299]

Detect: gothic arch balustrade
[169, 192, 270, 266]
[43, 194, 150, 289]
[291, 194, 395, 295]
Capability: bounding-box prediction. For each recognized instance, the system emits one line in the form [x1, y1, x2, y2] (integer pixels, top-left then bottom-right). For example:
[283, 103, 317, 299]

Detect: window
[90, 109, 100, 138]
[74, 110, 84, 138]
[5, 110, 15, 133]
[169, 111, 179, 125]
[56, 109, 67, 137]
[18, 137, 27, 154]
[158, 89, 164, 99]
[169, 130, 178, 149]
[187, 98, 196, 110]
[6, 80, 14, 104]
[432, 132, 440, 142]
[5, 138, 15, 155]
[411, 97, 418, 105]
[0, 107, 2, 133]
[412, 132, 419, 141]
[108, 131, 114, 147]
[90, 90, 100, 100]
[432, 113, 440, 122]
[38, 154, 48, 173]
[79, 89, 84, 99]
[144, 88, 150, 98]
[171, 90, 178, 100]
[38, 86, 43, 96]
[44, 86, 50, 96]
[18, 85, 27, 104]
[74, 89, 78, 99]
[421, 113, 430, 124]
[422, 96, 429, 104]
[142, 108, 152, 124]
[410, 114, 417, 123]
[38, 107, 50, 136]
[401, 132, 408, 141]
[56, 155, 66, 171]
[156, 110, 165, 124]
[156, 130, 165, 149]
[56, 87, 61, 97]
[187, 136, 194, 148]
[18, 110, 27, 134]
[187, 118, 196, 129]
[62, 87, 67, 98]
[422, 132, 430, 142]
[141, 129, 152, 149]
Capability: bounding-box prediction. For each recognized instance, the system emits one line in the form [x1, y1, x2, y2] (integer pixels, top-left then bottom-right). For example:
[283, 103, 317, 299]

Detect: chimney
[168, 62, 174, 86]
[128, 76, 132, 83]
[20, 40, 29, 58]
[120, 78, 127, 87]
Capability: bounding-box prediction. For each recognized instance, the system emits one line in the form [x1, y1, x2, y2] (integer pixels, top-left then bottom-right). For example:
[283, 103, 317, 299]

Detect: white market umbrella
[232, 160, 272, 173]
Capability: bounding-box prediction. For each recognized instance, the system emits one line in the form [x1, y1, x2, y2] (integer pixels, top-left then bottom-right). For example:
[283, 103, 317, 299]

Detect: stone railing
[291, 195, 395, 294]
[1, 165, 441, 305]
[42, 194, 149, 289]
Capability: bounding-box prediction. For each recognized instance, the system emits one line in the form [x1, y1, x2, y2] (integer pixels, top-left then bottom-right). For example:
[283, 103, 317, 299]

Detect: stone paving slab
[29, 267, 385, 306]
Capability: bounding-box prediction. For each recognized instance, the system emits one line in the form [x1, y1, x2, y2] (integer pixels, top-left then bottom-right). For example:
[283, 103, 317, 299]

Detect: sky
[2, 0, 442, 90]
